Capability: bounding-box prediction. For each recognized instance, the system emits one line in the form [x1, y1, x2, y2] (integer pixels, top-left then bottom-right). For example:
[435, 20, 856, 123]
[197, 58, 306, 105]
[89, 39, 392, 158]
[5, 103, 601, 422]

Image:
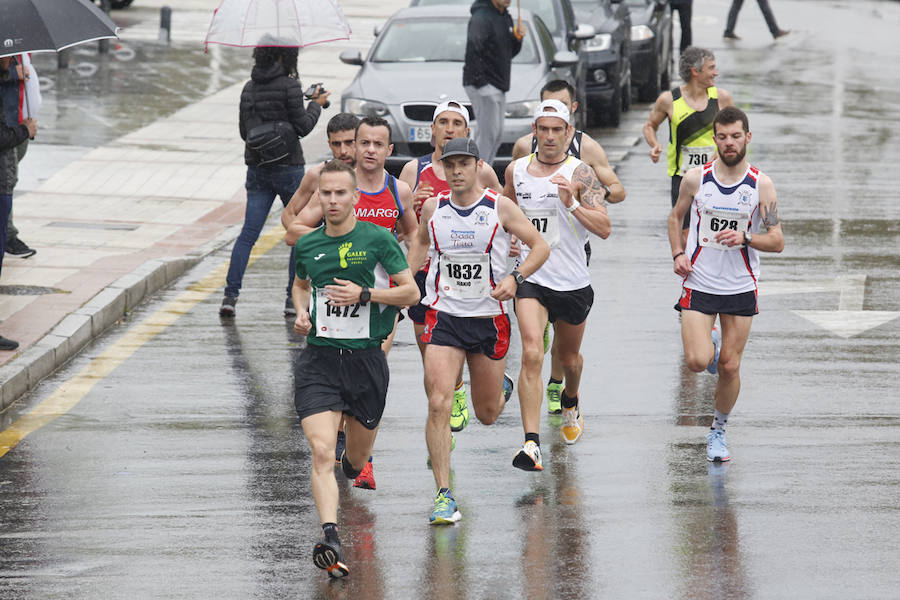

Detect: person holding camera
[220, 41, 330, 317]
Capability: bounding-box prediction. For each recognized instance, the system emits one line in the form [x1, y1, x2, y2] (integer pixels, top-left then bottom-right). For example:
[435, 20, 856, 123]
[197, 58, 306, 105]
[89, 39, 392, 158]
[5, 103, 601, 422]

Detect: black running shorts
[515, 281, 594, 325]
[676, 287, 758, 317]
[293, 344, 389, 430]
[407, 268, 429, 325]
[420, 309, 510, 360]
[671, 175, 691, 230]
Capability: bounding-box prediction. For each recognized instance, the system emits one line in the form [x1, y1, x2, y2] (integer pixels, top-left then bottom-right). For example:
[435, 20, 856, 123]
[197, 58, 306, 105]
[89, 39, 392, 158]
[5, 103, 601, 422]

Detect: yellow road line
[0, 224, 288, 459]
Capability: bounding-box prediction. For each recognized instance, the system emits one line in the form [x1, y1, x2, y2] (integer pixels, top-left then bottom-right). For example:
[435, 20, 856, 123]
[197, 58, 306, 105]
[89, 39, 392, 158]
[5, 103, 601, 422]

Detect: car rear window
[371, 18, 538, 64]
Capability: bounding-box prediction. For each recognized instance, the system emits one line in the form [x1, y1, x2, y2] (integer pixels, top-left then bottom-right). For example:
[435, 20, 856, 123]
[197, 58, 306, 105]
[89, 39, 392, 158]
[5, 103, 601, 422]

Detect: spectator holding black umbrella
[0, 58, 37, 351]
[219, 38, 330, 318]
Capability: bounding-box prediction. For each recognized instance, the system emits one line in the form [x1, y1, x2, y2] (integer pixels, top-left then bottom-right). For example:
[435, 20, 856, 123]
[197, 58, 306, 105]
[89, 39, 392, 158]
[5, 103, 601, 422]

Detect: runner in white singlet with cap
[668, 106, 783, 463]
[406, 136, 549, 524]
[502, 99, 611, 471]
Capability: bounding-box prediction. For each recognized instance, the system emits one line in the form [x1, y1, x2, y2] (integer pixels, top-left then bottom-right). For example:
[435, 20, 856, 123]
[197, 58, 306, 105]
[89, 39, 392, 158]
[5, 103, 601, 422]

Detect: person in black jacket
[463, 0, 525, 168]
[220, 43, 329, 317]
[0, 56, 37, 350]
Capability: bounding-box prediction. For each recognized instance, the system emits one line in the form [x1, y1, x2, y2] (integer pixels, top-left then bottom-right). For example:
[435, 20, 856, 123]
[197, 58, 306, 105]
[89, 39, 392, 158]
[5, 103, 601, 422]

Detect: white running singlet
[423, 188, 511, 317]
[684, 161, 762, 295]
[513, 154, 590, 291]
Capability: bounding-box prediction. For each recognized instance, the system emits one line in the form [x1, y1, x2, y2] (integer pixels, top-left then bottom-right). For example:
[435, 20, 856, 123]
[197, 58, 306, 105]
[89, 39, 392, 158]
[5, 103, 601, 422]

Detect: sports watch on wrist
[359, 286, 371, 305]
[511, 269, 525, 285]
[743, 231, 753, 246]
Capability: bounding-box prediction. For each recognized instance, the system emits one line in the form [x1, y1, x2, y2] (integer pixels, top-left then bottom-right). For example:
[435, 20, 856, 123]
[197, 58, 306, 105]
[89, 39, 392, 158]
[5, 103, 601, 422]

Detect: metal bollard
[159, 6, 172, 44]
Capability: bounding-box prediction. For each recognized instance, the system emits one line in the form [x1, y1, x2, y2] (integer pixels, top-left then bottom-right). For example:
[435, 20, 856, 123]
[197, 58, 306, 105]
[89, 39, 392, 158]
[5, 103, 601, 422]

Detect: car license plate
[408, 126, 431, 142]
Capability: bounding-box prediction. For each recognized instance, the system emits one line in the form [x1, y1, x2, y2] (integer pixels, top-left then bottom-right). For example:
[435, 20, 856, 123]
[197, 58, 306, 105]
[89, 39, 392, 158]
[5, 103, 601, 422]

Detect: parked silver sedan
[338, 5, 583, 174]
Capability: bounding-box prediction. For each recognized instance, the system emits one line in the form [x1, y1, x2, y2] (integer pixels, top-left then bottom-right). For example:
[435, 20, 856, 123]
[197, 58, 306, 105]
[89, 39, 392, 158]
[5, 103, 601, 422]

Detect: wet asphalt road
[2, 1, 900, 598]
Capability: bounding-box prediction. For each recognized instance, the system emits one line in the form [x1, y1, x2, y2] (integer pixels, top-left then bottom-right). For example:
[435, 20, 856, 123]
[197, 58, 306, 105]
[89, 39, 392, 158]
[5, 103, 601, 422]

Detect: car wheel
[638, 55, 660, 102]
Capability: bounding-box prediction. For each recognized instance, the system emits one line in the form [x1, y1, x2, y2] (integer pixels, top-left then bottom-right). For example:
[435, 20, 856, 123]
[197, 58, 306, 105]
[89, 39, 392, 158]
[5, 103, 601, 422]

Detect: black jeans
[725, 0, 782, 36]
[671, 1, 693, 51]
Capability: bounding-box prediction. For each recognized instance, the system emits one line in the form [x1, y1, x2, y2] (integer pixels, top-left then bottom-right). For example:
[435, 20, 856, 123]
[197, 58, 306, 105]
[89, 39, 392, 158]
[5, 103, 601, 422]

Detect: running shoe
[546, 381, 563, 415]
[426, 433, 455, 469]
[429, 490, 461, 525]
[313, 538, 349, 578]
[353, 460, 376, 490]
[560, 405, 584, 445]
[284, 297, 297, 317]
[707, 327, 721, 375]
[542, 322, 551, 354]
[334, 430, 346, 464]
[502, 372, 514, 404]
[219, 295, 237, 317]
[450, 383, 469, 432]
[706, 429, 731, 462]
[512, 440, 543, 471]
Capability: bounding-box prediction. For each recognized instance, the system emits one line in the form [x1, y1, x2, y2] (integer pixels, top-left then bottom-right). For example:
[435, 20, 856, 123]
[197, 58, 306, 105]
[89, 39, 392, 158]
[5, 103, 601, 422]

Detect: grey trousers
[464, 84, 506, 168]
[725, 0, 782, 36]
[7, 139, 27, 241]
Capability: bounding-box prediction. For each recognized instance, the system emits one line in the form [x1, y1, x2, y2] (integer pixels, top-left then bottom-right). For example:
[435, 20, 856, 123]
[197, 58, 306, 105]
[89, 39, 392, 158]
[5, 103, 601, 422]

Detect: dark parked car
[339, 6, 582, 173]
[570, 0, 632, 126]
[410, 0, 596, 130]
[625, 0, 674, 101]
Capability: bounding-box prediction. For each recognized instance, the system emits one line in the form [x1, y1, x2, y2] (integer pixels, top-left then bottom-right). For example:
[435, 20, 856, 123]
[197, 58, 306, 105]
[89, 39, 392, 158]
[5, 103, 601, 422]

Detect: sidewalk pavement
[0, 41, 363, 412]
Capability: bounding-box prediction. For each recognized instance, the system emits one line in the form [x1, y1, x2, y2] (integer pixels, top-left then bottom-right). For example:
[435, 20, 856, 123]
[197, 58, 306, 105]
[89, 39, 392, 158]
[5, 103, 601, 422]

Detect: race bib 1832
[439, 253, 491, 299]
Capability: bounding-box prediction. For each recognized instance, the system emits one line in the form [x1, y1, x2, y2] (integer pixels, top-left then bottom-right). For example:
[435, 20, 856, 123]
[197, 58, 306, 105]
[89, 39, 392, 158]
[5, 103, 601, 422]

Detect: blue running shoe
[706, 429, 731, 462]
[429, 490, 462, 525]
[313, 538, 349, 578]
[707, 327, 721, 375]
[502, 372, 514, 404]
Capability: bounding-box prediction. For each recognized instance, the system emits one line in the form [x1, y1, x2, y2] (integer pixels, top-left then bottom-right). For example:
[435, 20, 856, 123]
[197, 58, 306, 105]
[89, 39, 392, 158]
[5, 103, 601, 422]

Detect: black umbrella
[0, 0, 119, 59]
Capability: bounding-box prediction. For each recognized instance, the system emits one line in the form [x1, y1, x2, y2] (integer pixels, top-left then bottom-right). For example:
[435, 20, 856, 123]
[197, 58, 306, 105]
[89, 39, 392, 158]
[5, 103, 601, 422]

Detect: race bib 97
[439, 253, 491, 299]
[314, 288, 371, 339]
[698, 208, 750, 250]
[522, 206, 560, 248]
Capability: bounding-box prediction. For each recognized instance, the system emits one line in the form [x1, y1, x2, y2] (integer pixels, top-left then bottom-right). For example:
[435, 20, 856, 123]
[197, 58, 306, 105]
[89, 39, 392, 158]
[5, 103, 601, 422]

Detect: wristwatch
[359, 286, 371, 305]
[743, 231, 753, 246]
[511, 269, 525, 285]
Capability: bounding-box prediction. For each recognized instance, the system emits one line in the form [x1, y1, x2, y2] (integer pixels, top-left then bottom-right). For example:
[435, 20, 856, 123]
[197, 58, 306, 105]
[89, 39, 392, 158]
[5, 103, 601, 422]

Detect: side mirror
[373, 22, 385, 37]
[570, 23, 596, 40]
[339, 49, 363, 66]
[551, 50, 579, 68]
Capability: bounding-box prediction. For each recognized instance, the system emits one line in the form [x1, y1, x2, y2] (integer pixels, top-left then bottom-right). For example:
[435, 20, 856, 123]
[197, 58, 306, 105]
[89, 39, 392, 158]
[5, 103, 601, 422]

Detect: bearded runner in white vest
[668, 106, 783, 464]
[407, 137, 549, 525]
[502, 100, 611, 471]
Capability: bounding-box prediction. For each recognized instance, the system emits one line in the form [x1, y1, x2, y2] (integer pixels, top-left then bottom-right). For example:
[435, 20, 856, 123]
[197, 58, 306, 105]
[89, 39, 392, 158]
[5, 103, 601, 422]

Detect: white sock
[712, 409, 729, 431]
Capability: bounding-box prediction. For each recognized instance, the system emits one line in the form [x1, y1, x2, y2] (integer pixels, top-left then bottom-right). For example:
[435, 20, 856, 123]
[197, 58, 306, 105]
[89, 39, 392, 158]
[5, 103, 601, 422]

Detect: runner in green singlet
[291, 159, 419, 579]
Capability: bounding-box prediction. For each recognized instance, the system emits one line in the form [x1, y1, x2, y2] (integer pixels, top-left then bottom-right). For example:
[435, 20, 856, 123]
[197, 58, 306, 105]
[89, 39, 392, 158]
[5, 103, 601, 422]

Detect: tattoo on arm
[762, 205, 780, 228]
[572, 164, 608, 209]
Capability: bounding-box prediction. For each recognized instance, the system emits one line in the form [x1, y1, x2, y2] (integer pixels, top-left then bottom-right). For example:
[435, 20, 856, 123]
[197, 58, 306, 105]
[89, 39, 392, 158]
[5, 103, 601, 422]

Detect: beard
[719, 145, 746, 167]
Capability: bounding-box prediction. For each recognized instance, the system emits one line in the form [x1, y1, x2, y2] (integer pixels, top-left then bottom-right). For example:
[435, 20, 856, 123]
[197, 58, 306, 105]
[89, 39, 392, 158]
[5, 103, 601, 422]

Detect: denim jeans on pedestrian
[224, 164, 304, 299]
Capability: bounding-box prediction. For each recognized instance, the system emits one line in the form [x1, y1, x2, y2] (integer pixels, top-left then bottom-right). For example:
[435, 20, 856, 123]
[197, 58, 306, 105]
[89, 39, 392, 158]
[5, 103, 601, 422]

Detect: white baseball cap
[533, 99, 570, 124]
[433, 100, 470, 126]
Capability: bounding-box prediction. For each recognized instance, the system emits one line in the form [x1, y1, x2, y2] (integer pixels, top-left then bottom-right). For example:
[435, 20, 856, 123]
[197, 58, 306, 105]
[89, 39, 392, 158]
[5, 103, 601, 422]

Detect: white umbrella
[203, 0, 352, 49]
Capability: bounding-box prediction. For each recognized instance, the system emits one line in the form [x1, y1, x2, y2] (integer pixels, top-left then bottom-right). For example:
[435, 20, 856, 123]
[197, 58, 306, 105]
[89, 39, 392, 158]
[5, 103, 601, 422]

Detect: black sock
[548, 377, 562, 386]
[336, 431, 346, 442]
[438, 487, 453, 500]
[561, 392, 578, 409]
[525, 432, 540, 446]
[322, 522, 339, 544]
[341, 452, 362, 479]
